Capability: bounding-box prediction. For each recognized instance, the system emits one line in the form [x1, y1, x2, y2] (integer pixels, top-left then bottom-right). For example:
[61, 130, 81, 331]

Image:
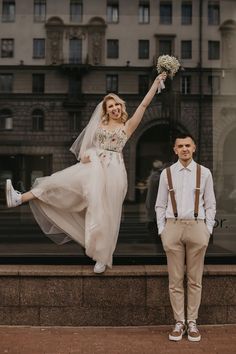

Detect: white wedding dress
[29, 126, 128, 267]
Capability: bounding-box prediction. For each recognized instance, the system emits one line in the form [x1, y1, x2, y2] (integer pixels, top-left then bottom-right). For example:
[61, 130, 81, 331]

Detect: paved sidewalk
[0, 325, 235, 354]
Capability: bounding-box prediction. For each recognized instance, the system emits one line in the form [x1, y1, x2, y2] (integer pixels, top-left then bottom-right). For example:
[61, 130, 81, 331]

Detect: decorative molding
[45, 16, 64, 26]
[46, 29, 64, 65]
[221, 107, 236, 117]
[29, 104, 48, 114]
[220, 19, 236, 68]
[65, 27, 86, 40]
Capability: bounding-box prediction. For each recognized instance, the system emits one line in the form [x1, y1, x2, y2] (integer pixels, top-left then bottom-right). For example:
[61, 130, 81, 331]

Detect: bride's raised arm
[125, 72, 167, 138]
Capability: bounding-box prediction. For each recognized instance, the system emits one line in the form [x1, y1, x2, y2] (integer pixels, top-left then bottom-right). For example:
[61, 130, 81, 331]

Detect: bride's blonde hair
[101, 93, 128, 125]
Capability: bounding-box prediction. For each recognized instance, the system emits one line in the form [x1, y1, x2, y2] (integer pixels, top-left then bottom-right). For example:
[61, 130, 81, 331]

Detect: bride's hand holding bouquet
[155, 54, 181, 93]
[156, 54, 180, 78]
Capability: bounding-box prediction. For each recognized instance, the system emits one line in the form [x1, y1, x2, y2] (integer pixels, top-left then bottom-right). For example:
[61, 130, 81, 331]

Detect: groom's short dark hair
[173, 132, 196, 145]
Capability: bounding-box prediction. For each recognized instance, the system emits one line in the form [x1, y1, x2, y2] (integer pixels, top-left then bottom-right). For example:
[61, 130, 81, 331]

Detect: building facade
[0, 0, 235, 206]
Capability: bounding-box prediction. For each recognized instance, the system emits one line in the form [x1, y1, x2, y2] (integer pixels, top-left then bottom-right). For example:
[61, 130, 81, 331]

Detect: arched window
[32, 109, 44, 131]
[0, 109, 13, 130]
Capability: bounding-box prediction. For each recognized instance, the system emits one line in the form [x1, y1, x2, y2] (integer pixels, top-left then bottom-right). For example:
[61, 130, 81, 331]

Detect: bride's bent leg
[22, 191, 37, 203]
[5, 179, 38, 208]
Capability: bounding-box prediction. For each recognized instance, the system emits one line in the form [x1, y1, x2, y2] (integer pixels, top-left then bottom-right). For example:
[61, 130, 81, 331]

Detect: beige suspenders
[166, 164, 201, 220]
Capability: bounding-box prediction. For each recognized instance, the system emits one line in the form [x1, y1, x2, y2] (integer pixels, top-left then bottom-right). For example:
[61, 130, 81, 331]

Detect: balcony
[59, 56, 90, 75]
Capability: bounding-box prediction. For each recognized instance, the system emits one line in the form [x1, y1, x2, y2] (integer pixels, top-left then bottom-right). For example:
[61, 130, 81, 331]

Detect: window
[32, 74, 45, 93]
[139, 75, 149, 95]
[181, 2, 192, 25]
[106, 74, 118, 93]
[107, 1, 119, 23]
[33, 39, 45, 59]
[69, 76, 81, 96]
[159, 39, 172, 55]
[1, 39, 14, 58]
[2, 0, 15, 22]
[208, 2, 220, 25]
[208, 75, 220, 94]
[70, 112, 81, 131]
[34, 0, 46, 22]
[107, 40, 119, 59]
[160, 2, 172, 24]
[0, 74, 13, 93]
[139, 1, 150, 24]
[69, 38, 82, 64]
[0, 109, 13, 130]
[139, 40, 149, 59]
[70, 0, 83, 22]
[181, 40, 192, 59]
[181, 75, 191, 94]
[208, 41, 220, 60]
[32, 109, 44, 131]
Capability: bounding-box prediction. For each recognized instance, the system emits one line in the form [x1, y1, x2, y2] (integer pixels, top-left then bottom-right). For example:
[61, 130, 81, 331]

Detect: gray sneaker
[5, 179, 22, 208]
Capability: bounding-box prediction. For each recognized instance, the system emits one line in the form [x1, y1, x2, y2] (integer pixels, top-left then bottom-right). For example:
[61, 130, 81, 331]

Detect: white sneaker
[5, 179, 22, 208]
[169, 321, 187, 341]
[187, 321, 201, 342]
[94, 262, 106, 274]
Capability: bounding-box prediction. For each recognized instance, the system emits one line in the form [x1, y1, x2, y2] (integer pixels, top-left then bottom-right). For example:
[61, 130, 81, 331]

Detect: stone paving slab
[0, 325, 235, 354]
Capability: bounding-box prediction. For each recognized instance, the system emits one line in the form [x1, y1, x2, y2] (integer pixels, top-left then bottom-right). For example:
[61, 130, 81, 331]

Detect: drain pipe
[198, 0, 203, 161]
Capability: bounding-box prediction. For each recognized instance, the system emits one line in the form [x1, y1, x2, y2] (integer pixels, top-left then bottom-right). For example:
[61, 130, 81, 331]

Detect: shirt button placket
[180, 169, 187, 218]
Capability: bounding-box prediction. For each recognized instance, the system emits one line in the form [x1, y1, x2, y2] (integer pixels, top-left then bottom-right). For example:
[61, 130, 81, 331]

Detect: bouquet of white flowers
[156, 55, 180, 78]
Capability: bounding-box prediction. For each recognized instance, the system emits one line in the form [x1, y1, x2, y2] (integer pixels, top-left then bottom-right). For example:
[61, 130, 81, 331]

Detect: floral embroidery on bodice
[96, 126, 128, 153]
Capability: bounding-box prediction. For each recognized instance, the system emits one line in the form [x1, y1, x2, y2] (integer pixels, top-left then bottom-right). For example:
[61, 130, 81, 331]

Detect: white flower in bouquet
[156, 55, 180, 78]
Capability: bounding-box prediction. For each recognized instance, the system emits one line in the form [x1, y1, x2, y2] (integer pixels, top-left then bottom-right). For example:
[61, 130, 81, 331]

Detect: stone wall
[0, 265, 235, 326]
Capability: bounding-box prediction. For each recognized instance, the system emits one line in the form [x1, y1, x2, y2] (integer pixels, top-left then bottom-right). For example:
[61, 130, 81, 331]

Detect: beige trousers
[161, 219, 210, 321]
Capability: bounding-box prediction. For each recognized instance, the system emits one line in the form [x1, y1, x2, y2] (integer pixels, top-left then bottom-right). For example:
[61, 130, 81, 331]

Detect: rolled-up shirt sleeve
[155, 170, 168, 235]
[204, 172, 216, 234]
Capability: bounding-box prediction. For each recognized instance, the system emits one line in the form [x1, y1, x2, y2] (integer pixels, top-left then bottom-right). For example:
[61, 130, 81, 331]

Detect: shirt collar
[177, 159, 196, 172]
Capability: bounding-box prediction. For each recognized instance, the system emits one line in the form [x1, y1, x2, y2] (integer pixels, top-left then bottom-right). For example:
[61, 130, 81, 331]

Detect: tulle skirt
[29, 148, 127, 268]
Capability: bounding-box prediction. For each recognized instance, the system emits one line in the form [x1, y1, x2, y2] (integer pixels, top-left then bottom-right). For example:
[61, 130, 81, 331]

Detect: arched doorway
[135, 123, 173, 202]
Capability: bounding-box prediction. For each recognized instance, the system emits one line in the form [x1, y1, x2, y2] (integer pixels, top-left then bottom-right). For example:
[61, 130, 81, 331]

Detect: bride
[6, 72, 167, 273]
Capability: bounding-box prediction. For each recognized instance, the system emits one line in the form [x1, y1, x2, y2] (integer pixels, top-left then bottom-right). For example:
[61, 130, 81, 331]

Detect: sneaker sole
[188, 334, 201, 342]
[94, 267, 106, 274]
[5, 179, 12, 208]
[169, 334, 183, 341]
[169, 328, 186, 341]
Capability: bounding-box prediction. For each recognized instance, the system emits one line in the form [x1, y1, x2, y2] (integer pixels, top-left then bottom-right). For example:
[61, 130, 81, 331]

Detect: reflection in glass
[0, 2, 235, 263]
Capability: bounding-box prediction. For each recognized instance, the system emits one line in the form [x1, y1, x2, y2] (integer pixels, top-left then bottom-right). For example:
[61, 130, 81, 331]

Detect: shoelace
[188, 322, 198, 333]
[14, 190, 21, 198]
[13, 190, 22, 204]
[174, 322, 184, 332]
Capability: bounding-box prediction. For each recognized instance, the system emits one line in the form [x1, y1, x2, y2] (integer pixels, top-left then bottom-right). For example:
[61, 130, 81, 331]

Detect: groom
[155, 133, 216, 342]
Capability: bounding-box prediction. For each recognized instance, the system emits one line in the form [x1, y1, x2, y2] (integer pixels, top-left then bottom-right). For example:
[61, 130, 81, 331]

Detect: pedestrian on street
[155, 133, 216, 342]
[145, 159, 164, 234]
[5, 72, 167, 274]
